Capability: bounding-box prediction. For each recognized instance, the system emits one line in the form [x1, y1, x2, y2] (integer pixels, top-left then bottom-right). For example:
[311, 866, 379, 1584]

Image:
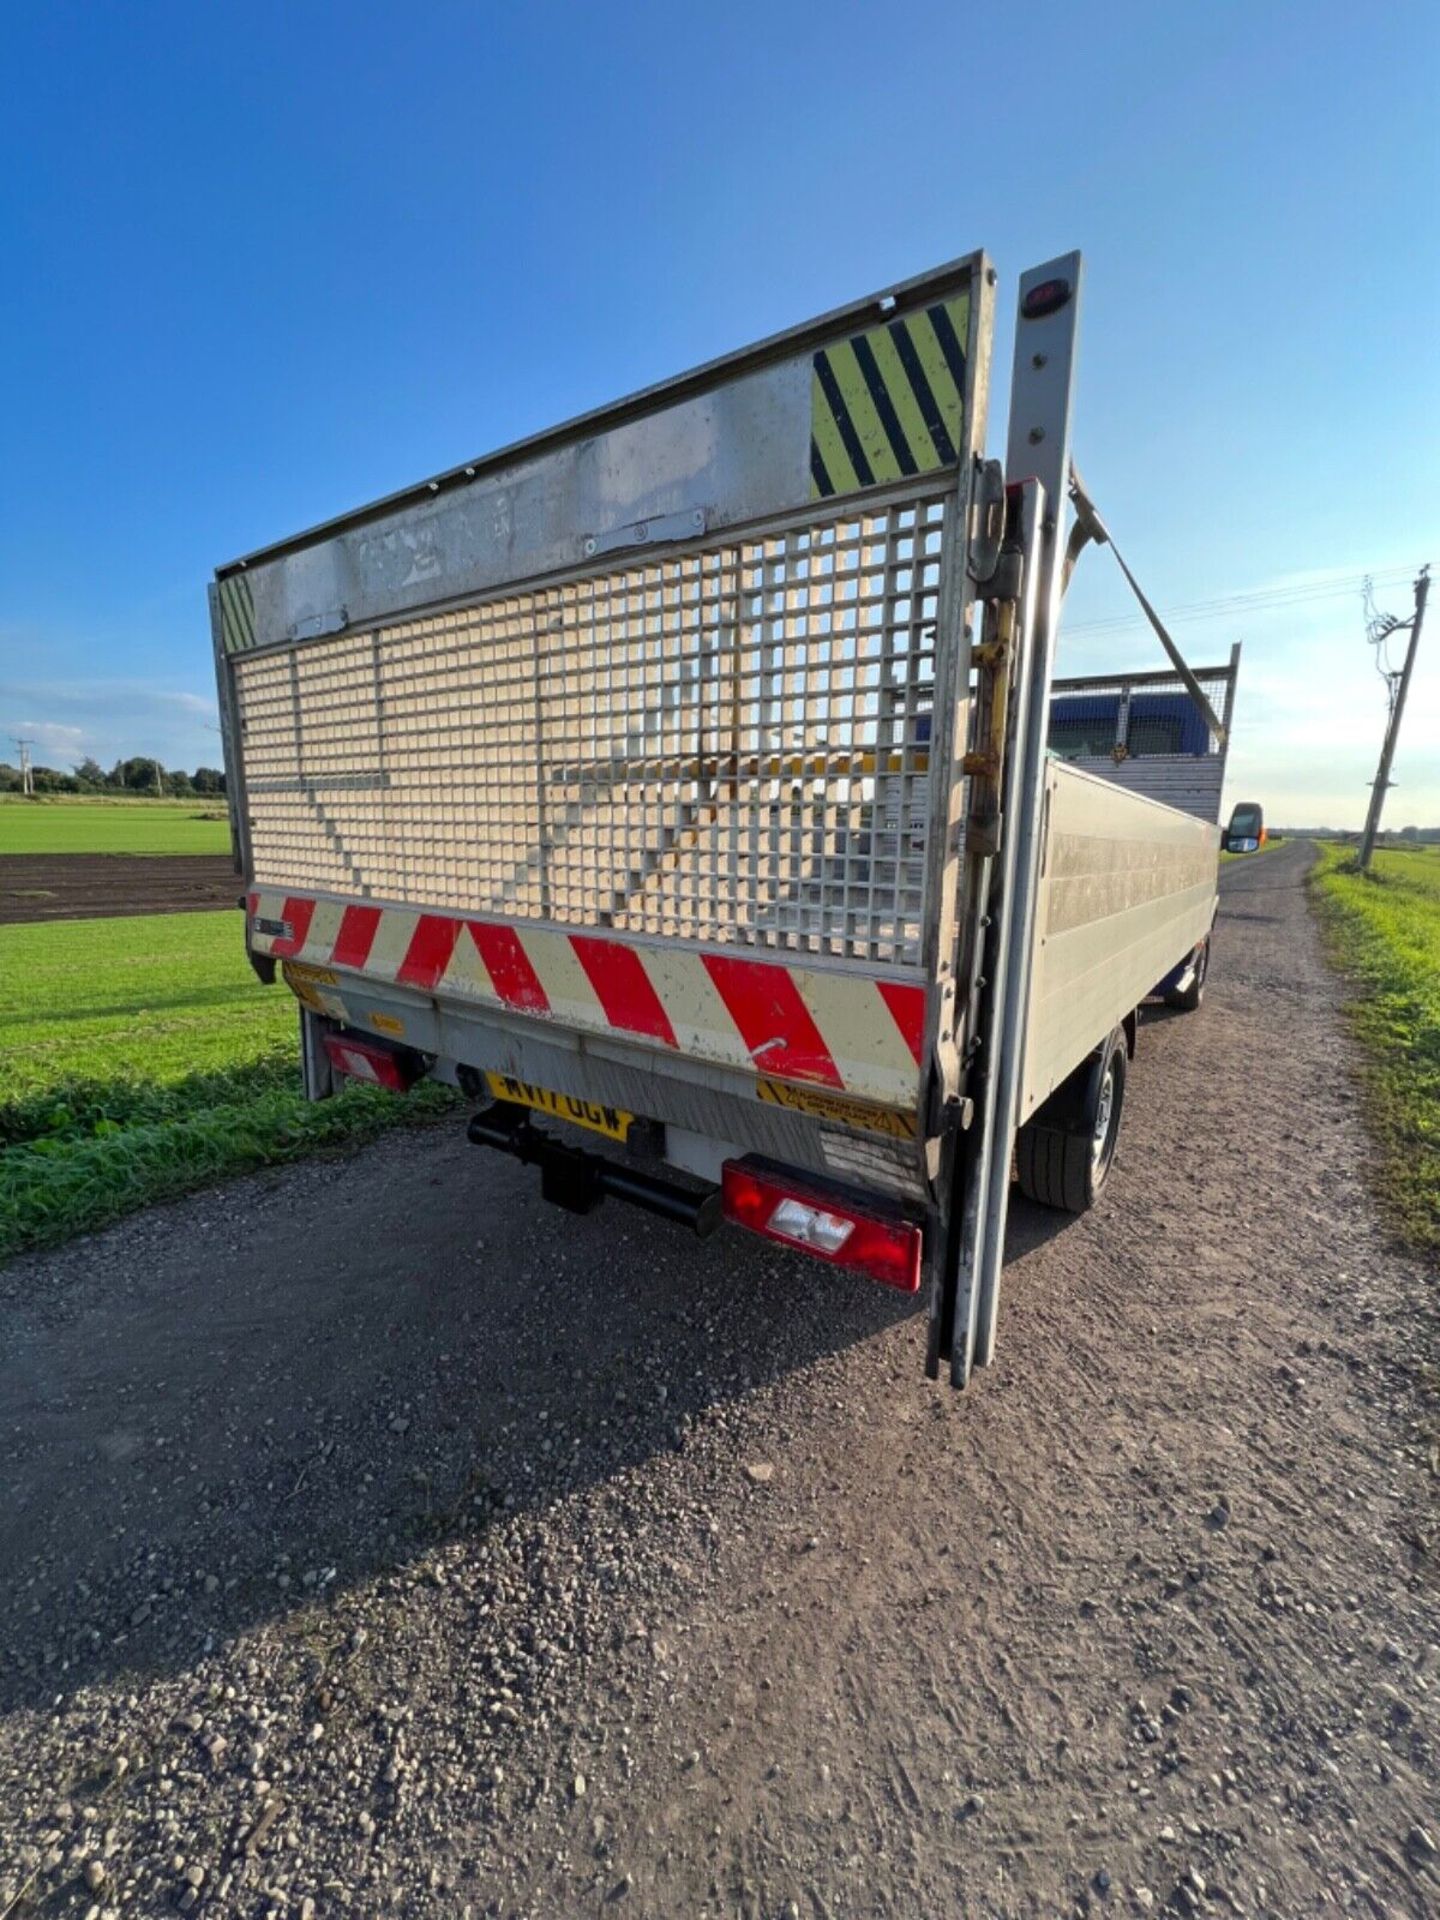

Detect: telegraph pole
[1358, 564, 1429, 873]
[12, 737, 35, 797]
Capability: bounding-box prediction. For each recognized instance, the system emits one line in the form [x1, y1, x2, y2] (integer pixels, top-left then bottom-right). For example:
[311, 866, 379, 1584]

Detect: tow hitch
[467, 1102, 721, 1238]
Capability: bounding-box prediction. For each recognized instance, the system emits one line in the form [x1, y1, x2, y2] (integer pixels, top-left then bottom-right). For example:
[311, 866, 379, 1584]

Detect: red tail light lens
[721, 1158, 922, 1293]
[321, 1030, 422, 1092]
[1021, 276, 1072, 319]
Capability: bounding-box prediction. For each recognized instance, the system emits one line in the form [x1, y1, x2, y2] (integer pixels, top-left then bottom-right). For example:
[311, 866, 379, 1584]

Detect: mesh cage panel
[234, 493, 950, 966]
[1048, 666, 1233, 758]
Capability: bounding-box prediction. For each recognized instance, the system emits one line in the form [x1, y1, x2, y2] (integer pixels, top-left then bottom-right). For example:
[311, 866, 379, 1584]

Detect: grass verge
[0, 910, 455, 1259]
[0, 798, 231, 855]
[1310, 842, 1440, 1254]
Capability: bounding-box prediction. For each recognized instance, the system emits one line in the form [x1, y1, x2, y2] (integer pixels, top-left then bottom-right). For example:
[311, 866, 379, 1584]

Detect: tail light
[321, 1029, 424, 1092]
[1021, 276, 1073, 319]
[721, 1157, 922, 1293]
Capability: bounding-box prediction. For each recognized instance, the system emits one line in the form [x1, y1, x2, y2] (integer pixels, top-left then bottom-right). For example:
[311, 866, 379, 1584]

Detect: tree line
[1282, 824, 1440, 843]
[0, 756, 226, 797]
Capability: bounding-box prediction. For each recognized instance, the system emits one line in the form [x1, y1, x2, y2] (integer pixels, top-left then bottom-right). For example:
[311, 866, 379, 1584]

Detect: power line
[1064, 563, 1418, 639]
[1067, 565, 1415, 637]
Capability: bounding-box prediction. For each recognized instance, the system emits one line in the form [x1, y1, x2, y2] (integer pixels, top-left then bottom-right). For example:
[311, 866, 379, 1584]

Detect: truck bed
[213, 246, 1227, 1384]
[1020, 759, 1219, 1119]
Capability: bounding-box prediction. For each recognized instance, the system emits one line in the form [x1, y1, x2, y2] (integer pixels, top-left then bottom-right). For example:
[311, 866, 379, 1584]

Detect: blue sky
[2, 0, 1436, 824]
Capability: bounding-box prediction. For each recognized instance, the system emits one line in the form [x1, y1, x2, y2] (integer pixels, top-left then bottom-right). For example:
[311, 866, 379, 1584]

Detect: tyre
[1015, 1026, 1128, 1214]
[1164, 936, 1209, 1012]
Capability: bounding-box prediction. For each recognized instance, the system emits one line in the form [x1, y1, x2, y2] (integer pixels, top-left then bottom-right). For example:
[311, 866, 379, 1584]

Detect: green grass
[0, 910, 455, 1259]
[1311, 842, 1440, 1254]
[0, 798, 231, 855]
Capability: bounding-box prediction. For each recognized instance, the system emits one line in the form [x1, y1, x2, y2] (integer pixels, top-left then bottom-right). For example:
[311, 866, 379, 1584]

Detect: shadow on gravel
[998, 1194, 1079, 1258]
[0, 1135, 924, 1713]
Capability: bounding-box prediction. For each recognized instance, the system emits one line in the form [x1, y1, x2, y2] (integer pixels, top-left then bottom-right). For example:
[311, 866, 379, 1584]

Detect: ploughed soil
[0, 854, 238, 924]
[1, 840, 1437, 1918]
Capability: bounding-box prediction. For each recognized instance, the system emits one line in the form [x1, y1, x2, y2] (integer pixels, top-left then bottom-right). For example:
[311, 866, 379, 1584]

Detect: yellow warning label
[282, 960, 345, 1018]
[369, 1012, 406, 1038]
[485, 1072, 633, 1143]
[756, 1079, 917, 1139]
[810, 291, 970, 500]
[284, 962, 339, 988]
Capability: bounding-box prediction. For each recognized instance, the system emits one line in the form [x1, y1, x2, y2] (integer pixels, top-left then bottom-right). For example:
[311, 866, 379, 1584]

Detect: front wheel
[1015, 1026, 1128, 1214]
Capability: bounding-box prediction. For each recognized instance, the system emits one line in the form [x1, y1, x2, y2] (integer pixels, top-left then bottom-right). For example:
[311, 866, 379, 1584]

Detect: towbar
[467, 1102, 722, 1238]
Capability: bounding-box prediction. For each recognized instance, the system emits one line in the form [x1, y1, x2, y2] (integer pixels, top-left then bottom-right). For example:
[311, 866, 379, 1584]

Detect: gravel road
[2, 840, 1436, 1919]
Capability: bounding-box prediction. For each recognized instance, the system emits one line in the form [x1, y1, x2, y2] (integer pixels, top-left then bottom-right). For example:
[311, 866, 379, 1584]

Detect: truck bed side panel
[1045, 750, 1224, 823]
[1019, 759, 1218, 1118]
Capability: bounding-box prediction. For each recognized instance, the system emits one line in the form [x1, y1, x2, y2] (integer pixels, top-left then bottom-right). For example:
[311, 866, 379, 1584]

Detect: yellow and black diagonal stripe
[217, 572, 257, 653]
[810, 292, 970, 500]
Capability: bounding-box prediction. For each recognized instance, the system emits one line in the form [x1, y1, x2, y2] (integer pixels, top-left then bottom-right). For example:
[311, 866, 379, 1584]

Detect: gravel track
[2, 839, 1436, 1918]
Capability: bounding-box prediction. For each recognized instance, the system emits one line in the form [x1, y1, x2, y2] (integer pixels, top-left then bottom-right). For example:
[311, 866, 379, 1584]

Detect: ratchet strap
[1065, 465, 1228, 746]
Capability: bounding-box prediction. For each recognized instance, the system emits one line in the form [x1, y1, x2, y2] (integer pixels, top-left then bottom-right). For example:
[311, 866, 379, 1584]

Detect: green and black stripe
[217, 572, 257, 653]
[810, 291, 970, 500]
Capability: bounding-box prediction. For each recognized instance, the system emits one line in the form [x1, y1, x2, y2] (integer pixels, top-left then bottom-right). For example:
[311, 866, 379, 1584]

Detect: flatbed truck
[212, 250, 1230, 1385]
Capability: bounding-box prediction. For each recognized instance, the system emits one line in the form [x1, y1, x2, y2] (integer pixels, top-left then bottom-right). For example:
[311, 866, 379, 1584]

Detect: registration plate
[484, 1072, 633, 1143]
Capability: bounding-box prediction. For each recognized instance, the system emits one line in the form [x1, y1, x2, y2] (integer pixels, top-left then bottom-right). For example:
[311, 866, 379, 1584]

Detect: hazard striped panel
[809, 293, 970, 500]
[249, 889, 926, 1113]
[216, 572, 257, 653]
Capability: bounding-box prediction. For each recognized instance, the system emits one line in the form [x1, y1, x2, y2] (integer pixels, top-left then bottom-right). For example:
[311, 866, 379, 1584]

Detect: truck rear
[212, 250, 1223, 1386]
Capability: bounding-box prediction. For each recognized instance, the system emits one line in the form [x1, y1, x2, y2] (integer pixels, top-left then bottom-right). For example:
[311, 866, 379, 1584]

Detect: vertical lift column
[929, 255, 1083, 1387]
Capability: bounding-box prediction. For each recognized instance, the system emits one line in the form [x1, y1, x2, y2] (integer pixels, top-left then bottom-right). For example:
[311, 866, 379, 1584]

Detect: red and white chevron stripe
[249, 890, 926, 1112]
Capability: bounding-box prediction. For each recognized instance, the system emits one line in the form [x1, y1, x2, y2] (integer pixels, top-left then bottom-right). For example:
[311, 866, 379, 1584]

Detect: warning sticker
[282, 960, 346, 1020]
[217, 571, 257, 653]
[284, 962, 339, 990]
[756, 1079, 917, 1140]
[809, 292, 970, 500]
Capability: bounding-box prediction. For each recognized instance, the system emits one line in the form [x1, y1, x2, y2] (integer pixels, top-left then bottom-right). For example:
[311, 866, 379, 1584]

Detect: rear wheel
[1015, 1026, 1128, 1214]
[1165, 935, 1209, 1012]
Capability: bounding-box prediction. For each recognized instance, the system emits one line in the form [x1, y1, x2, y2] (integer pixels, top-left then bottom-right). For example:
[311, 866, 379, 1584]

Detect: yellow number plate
[484, 1073, 633, 1143]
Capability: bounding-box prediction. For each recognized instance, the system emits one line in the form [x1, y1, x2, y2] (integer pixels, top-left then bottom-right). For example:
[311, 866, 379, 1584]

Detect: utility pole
[1358, 564, 1429, 872]
[12, 737, 35, 797]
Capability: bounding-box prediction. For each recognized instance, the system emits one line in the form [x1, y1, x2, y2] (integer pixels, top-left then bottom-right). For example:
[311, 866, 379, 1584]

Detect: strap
[1066, 465, 1228, 746]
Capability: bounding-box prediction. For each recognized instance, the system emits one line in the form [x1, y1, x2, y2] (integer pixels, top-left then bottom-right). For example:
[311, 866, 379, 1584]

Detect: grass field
[0, 910, 455, 1258]
[0, 797, 232, 855]
[1312, 842, 1440, 1254]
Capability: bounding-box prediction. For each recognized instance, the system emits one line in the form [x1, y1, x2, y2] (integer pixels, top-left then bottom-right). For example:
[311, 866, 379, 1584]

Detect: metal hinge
[976, 545, 1023, 603]
[288, 608, 349, 642]
[584, 507, 706, 561]
[966, 458, 1006, 586]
